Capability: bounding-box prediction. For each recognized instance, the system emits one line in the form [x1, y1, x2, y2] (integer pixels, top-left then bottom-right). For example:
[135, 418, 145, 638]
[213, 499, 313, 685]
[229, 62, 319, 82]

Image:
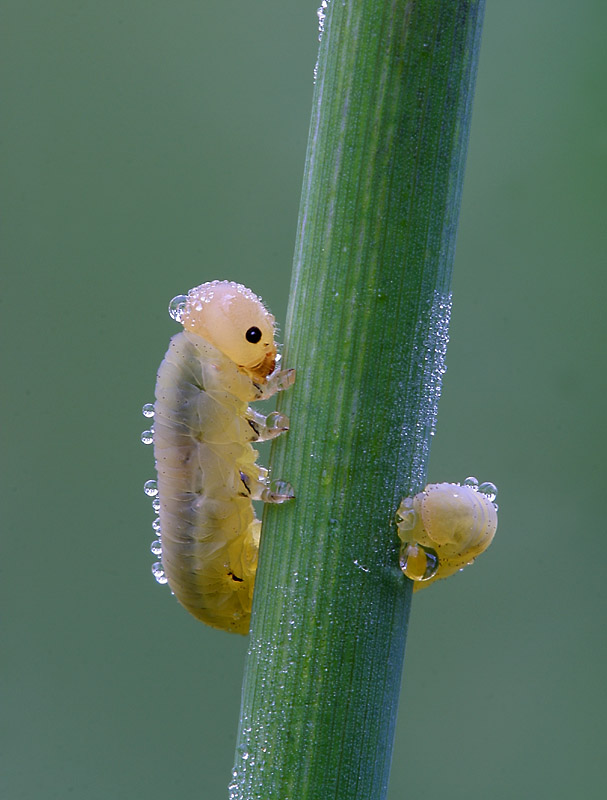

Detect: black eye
[245, 326, 262, 344]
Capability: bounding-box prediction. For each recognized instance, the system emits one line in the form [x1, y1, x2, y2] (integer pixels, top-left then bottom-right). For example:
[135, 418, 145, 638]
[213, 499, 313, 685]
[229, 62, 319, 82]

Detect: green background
[3, 1, 605, 798]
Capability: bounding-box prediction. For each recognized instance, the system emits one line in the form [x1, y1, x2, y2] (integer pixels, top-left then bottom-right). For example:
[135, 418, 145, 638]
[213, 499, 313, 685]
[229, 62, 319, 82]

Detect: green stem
[232, 2, 484, 798]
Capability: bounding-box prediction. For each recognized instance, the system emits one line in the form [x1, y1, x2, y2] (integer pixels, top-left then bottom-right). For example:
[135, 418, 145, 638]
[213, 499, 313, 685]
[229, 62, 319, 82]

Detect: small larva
[396, 478, 498, 588]
[143, 280, 295, 634]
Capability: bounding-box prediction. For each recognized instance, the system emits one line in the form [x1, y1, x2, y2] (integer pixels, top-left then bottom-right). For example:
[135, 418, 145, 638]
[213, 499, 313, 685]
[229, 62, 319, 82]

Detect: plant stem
[232, 2, 485, 798]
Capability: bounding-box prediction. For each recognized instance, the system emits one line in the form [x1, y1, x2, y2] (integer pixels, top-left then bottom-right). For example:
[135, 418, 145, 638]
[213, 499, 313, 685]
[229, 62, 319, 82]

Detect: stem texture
[232, 2, 485, 798]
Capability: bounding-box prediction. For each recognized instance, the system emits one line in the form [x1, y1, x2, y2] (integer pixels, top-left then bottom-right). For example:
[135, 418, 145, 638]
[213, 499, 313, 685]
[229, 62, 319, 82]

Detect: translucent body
[396, 482, 498, 589]
[152, 281, 294, 634]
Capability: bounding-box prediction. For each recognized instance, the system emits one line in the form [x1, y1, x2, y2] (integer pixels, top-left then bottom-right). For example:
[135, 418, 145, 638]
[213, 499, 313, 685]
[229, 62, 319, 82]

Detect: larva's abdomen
[154, 332, 261, 634]
[396, 480, 498, 589]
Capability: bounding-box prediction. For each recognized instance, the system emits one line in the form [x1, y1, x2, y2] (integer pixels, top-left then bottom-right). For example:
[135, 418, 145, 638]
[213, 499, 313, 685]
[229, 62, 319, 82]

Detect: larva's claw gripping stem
[261, 479, 295, 504]
[246, 409, 290, 441]
[256, 367, 296, 399]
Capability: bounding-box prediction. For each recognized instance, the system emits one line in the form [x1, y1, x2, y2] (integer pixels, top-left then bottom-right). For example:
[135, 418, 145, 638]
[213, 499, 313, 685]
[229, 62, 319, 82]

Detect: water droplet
[463, 476, 479, 489]
[168, 294, 188, 322]
[152, 517, 161, 533]
[151, 561, 168, 584]
[141, 430, 154, 445]
[152, 497, 161, 513]
[143, 479, 158, 497]
[399, 542, 439, 582]
[150, 539, 162, 556]
[142, 403, 155, 418]
[478, 481, 497, 502]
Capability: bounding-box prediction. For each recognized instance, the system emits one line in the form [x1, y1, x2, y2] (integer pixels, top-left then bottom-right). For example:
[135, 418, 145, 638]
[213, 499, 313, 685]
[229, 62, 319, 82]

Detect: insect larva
[396, 478, 498, 588]
[144, 280, 295, 634]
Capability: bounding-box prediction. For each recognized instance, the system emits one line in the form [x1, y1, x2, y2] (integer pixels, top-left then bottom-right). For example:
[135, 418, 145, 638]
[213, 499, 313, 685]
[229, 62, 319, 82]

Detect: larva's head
[181, 281, 277, 379]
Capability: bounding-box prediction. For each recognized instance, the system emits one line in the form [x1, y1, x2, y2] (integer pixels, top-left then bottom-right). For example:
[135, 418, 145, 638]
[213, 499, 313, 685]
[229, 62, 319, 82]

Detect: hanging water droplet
[152, 517, 161, 533]
[151, 561, 168, 584]
[399, 542, 439, 582]
[168, 294, 188, 322]
[150, 539, 162, 556]
[141, 430, 154, 445]
[463, 476, 479, 489]
[152, 497, 161, 513]
[143, 479, 158, 497]
[478, 481, 497, 502]
[142, 403, 155, 418]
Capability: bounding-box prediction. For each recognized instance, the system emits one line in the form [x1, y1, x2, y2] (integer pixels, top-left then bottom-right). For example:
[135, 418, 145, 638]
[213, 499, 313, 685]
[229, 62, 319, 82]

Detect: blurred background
[2, 1, 605, 798]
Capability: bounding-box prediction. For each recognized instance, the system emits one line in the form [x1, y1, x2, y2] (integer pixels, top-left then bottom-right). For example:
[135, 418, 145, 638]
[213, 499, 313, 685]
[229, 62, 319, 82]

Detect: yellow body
[396, 482, 498, 589]
[153, 281, 294, 634]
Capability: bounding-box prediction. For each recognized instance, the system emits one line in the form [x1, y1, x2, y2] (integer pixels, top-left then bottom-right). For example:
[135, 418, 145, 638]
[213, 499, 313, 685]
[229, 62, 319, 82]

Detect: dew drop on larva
[478, 481, 498, 502]
[142, 403, 155, 418]
[399, 542, 439, 582]
[168, 294, 188, 322]
[151, 561, 168, 584]
[143, 479, 158, 497]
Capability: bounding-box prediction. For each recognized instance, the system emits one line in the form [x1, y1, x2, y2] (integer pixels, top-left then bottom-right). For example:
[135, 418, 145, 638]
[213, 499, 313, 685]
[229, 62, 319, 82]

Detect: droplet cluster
[140, 402, 168, 587]
[317, 1, 329, 42]
[401, 291, 452, 491]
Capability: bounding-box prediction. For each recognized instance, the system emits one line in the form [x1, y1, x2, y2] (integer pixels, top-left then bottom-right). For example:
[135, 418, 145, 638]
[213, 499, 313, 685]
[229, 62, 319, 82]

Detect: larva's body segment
[396, 481, 498, 589]
[152, 281, 294, 634]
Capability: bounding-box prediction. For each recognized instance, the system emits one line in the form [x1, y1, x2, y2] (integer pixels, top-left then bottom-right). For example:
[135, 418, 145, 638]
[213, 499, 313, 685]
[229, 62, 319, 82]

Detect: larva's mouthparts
[245, 348, 277, 380]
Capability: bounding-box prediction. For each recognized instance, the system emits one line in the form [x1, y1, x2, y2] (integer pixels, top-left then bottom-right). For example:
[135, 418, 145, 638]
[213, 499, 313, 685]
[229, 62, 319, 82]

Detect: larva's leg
[240, 469, 295, 503]
[246, 408, 290, 441]
[260, 479, 295, 503]
[254, 368, 296, 400]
